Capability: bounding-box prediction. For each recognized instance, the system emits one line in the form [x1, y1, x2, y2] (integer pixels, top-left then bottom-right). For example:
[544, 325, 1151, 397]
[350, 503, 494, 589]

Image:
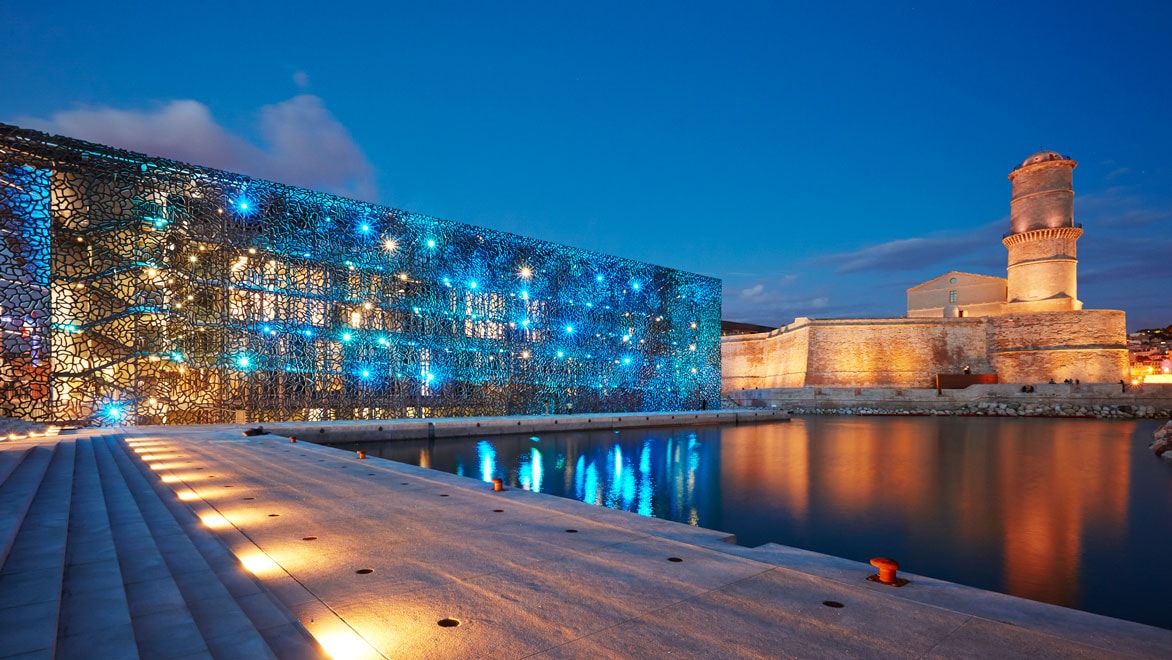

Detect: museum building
[0, 123, 721, 425]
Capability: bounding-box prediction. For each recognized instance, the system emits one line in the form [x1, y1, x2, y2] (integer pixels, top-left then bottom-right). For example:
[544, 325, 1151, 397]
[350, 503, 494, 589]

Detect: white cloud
[17, 95, 377, 202]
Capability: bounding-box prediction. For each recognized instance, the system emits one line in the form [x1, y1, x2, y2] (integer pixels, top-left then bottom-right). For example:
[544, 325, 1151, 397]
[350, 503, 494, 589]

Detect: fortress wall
[723, 318, 992, 392]
[721, 320, 810, 392]
[987, 310, 1129, 383]
[803, 319, 989, 388]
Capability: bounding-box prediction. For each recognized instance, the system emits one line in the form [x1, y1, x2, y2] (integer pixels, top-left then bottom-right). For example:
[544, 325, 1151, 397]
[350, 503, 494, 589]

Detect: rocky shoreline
[788, 402, 1171, 419]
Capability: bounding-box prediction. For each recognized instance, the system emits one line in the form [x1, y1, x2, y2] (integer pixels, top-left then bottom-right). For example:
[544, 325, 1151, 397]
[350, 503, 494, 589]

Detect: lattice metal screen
[0, 124, 721, 425]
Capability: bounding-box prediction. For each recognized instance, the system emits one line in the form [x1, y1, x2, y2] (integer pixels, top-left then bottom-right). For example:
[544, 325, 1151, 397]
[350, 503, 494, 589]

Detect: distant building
[723, 152, 1129, 389]
[0, 123, 721, 425]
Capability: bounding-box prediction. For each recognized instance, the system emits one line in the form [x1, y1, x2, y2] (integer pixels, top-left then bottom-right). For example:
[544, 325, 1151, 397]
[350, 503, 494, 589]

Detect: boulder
[1152, 422, 1172, 457]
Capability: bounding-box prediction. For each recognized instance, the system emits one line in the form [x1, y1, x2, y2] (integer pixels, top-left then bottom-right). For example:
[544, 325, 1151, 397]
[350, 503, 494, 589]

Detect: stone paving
[4, 415, 1172, 659]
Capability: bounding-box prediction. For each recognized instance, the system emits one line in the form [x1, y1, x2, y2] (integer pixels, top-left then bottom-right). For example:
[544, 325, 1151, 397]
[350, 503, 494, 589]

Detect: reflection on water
[351, 417, 1172, 630]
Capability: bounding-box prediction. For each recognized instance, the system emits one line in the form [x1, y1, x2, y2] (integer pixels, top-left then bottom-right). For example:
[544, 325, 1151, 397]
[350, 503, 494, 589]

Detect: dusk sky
[3, 1, 1170, 329]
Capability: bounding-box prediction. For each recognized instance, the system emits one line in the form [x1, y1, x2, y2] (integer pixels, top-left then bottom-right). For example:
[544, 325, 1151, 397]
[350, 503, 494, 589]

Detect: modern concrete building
[0, 123, 722, 425]
[723, 151, 1129, 390]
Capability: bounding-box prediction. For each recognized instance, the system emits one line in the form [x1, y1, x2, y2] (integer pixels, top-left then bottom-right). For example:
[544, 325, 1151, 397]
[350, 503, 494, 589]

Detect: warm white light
[315, 625, 376, 660]
[519, 266, 532, 279]
[239, 551, 281, 577]
[201, 513, 230, 529]
[384, 239, 397, 251]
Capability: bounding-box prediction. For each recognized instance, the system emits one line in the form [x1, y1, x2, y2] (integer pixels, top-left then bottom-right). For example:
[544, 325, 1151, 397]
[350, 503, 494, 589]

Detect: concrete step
[106, 436, 298, 659]
[92, 435, 214, 659]
[56, 436, 139, 659]
[0, 445, 32, 487]
[0, 441, 74, 658]
[0, 444, 53, 570]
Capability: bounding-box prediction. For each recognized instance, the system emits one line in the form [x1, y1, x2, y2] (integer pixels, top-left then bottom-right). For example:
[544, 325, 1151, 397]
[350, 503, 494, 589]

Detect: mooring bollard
[289, 437, 297, 443]
[868, 557, 907, 586]
[491, 478, 504, 491]
[357, 450, 366, 460]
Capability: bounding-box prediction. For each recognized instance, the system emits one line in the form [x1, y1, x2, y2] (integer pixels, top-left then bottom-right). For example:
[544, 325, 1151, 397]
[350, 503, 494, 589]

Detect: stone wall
[987, 310, 1128, 383]
[722, 318, 810, 390]
[722, 317, 990, 392]
[722, 310, 1130, 391]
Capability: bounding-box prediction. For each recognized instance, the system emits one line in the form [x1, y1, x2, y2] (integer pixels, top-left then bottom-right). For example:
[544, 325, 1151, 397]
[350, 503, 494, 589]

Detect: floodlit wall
[722, 317, 991, 391]
[721, 313, 1128, 390]
[0, 123, 721, 425]
[987, 310, 1128, 383]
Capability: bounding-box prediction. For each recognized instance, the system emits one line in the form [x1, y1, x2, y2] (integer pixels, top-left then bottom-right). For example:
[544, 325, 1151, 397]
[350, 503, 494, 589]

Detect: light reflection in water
[352, 417, 1172, 630]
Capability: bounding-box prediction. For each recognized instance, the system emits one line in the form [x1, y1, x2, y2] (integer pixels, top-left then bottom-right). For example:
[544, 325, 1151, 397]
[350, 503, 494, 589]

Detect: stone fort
[722, 151, 1129, 390]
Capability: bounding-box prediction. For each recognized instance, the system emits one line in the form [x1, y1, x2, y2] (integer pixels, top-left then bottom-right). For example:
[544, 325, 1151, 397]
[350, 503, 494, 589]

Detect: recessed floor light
[667, 557, 683, 562]
[355, 568, 374, 575]
[823, 600, 845, 608]
[437, 618, 460, 628]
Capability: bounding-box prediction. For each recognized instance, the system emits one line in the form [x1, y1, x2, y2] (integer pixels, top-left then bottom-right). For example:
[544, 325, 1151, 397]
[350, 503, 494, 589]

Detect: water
[342, 416, 1172, 630]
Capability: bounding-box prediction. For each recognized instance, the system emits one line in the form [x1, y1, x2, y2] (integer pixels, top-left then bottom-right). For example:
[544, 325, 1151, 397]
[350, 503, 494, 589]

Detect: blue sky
[3, 1, 1170, 329]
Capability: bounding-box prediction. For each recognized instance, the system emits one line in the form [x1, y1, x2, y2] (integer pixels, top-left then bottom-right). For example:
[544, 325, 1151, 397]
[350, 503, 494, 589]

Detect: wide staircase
[0, 433, 327, 659]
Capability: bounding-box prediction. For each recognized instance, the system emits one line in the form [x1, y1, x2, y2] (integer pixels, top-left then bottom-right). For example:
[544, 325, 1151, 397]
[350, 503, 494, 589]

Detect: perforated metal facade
[0, 124, 720, 425]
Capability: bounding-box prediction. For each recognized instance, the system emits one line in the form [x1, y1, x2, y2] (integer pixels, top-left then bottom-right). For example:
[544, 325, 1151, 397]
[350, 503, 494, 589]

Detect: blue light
[632, 282, 641, 290]
[341, 333, 352, 342]
[520, 290, 529, 300]
[557, 351, 565, 358]
[302, 329, 313, 337]
[565, 325, 574, 334]
[521, 319, 530, 327]
[105, 404, 123, 421]
[426, 239, 436, 248]
[235, 199, 252, 213]
[622, 357, 632, 365]
[236, 355, 251, 369]
[596, 274, 604, 281]
[360, 224, 370, 232]
[170, 352, 184, 363]
[361, 369, 371, 379]
[442, 277, 451, 287]
[377, 337, 388, 346]
[469, 280, 478, 289]
[262, 325, 271, 333]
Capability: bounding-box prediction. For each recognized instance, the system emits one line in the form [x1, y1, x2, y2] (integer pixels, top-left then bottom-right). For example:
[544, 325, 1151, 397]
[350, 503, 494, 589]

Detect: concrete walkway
[2, 414, 1172, 656]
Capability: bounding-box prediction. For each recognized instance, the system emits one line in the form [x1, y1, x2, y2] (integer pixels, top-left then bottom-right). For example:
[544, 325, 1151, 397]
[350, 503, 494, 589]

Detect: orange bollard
[491, 478, 504, 491]
[868, 557, 907, 586]
[290, 437, 297, 443]
[357, 450, 366, 460]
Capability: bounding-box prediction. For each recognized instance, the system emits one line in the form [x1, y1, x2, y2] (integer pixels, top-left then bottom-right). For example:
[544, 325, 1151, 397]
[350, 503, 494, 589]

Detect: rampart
[722, 311, 1128, 391]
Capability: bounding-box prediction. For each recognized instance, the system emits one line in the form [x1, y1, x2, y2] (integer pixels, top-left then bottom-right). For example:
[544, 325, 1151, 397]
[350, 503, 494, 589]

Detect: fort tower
[1003, 151, 1082, 312]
